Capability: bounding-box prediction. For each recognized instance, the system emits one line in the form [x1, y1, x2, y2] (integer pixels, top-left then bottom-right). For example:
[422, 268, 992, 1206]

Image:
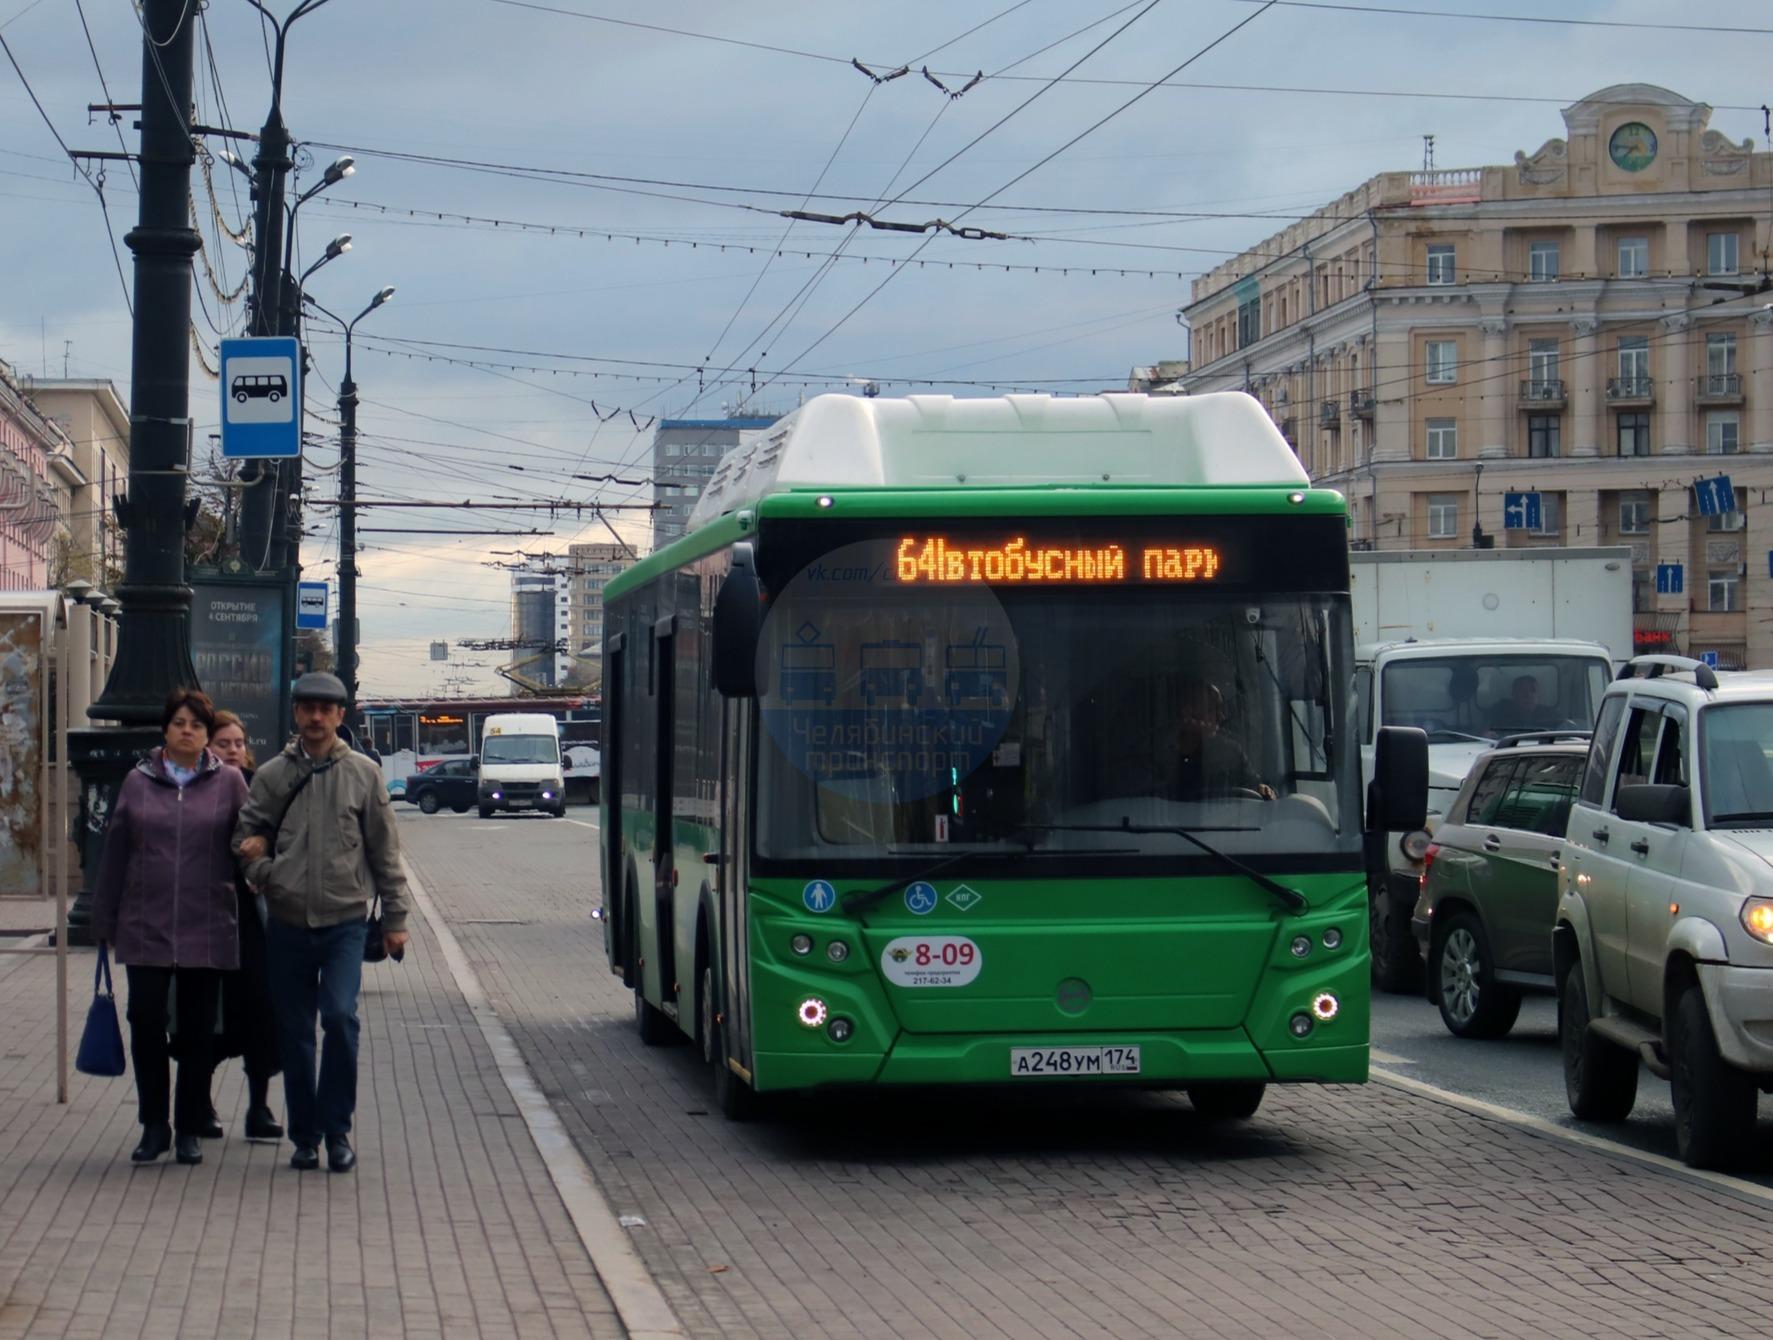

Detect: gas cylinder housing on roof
[686, 391, 1306, 529]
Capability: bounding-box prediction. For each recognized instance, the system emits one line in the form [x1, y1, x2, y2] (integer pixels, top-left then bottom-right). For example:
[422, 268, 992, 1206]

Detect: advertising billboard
[0, 611, 44, 897]
[190, 579, 289, 767]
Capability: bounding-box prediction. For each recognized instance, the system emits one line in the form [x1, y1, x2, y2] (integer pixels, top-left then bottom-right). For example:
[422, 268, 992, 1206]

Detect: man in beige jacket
[234, 672, 408, 1173]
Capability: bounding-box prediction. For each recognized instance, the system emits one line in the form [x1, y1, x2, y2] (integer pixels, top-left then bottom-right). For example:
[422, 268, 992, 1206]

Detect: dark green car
[1411, 735, 1588, 1038]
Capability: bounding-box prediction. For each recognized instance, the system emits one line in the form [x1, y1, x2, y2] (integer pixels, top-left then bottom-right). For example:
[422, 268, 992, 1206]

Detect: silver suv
[1556, 655, 1773, 1169]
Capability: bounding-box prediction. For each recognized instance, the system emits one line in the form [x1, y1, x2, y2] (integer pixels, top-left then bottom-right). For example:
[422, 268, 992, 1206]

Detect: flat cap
[291, 671, 349, 704]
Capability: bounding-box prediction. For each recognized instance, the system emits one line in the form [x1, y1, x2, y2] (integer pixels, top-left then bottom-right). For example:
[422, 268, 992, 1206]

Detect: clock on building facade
[1608, 121, 1658, 172]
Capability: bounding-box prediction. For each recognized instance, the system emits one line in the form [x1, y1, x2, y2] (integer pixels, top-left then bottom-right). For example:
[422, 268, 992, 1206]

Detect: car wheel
[478, 805, 495, 819]
[1559, 958, 1637, 1122]
[1670, 984, 1757, 1170]
[1435, 913, 1523, 1039]
[1186, 1083, 1265, 1121]
[450, 802, 471, 814]
[1369, 887, 1423, 994]
[417, 790, 440, 815]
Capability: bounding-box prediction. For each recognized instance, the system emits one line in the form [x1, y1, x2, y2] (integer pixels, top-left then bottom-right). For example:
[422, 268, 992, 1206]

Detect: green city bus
[599, 392, 1425, 1119]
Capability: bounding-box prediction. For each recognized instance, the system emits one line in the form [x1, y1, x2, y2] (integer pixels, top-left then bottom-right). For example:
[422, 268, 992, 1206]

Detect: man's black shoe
[174, 1135, 203, 1166]
[325, 1136, 356, 1174]
[199, 1111, 225, 1139]
[131, 1123, 171, 1163]
[290, 1143, 320, 1171]
[244, 1106, 284, 1141]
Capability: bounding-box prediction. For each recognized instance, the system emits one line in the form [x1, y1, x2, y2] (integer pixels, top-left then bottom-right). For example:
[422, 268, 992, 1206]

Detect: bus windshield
[481, 734, 559, 765]
[756, 589, 1358, 865]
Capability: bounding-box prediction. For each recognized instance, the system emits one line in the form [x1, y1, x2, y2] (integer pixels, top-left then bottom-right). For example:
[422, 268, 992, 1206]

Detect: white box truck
[476, 712, 568, 818]
[1351, 547, 1633, 991]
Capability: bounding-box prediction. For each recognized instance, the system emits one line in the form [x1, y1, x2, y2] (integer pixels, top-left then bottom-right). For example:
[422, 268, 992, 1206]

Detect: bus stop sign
[219, 336, 302, 459]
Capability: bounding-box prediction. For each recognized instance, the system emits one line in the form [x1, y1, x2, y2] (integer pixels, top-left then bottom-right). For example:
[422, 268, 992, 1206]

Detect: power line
[1232, 0, 1773, 35]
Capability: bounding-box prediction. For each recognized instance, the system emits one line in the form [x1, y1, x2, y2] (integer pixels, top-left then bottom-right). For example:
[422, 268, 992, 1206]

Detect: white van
[476, 713, 566, 818]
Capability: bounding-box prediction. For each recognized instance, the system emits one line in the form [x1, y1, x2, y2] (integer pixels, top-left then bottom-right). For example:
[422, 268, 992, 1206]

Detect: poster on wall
[0, 612, 44, 898]
[190, 581, 288, 767]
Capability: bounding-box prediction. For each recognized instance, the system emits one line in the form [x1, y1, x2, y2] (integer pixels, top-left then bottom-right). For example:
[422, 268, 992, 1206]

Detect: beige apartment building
[1143, 84, 1773, 667]
[566, 541, 634, 673]
[24, 377, 129, 589]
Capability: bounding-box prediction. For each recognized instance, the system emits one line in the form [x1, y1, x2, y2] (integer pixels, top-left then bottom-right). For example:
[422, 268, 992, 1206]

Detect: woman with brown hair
[209, 710, 284, 1141]
[92, 689, 248, 1166]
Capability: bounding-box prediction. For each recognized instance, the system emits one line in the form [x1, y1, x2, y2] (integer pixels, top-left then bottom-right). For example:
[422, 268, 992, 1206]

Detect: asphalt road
[1371, 982, 1773, 1184]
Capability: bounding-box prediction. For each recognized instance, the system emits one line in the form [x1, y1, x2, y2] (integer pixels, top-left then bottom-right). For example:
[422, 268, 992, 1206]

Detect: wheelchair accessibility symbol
[904, 882, 938, 916]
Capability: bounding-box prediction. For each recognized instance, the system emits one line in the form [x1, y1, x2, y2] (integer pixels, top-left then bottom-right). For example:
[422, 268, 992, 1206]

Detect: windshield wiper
[840, 846, 1136, 916]
[1711, 810, 1773, 825]
[1016, 819, 1308, 914]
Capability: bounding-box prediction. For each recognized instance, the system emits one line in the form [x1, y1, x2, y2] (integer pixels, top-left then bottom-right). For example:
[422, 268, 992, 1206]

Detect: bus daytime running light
[1311, 992, 1340, 1023]
[827, 940, 850, 963]
[827, 1017, 853, 1043]
[1289, 935, 1312, 958]
[797, 998, 828, 1028]
[790, 934, 813, 956]
[1288, 1012, 1314, 1038]
[1322, 927, 1343, 950]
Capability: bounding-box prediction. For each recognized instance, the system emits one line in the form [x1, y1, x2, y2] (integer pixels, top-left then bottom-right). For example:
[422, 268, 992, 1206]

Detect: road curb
[403, 857, 686, 1340]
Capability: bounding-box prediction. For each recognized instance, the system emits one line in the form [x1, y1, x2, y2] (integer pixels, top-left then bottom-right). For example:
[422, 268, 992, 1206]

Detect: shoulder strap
[269, 760, 324, 841]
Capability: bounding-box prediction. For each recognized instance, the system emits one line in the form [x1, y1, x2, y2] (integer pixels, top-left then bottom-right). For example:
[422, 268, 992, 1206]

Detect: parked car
[1412, 733, 1589, 1038]
[1557, 655, 1773, 1170]
[403, 758, 477, 814]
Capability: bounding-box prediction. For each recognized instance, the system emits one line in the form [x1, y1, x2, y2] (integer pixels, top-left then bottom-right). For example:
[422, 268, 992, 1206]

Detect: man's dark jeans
[265, 917, 366, 1145]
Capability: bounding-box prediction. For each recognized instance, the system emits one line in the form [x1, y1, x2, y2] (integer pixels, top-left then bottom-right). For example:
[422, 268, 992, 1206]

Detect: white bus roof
[687, 391, 1308, 529]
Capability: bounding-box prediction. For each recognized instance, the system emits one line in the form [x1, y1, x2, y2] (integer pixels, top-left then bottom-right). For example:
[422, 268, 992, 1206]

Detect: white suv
[1556, 655, 1773, 1169]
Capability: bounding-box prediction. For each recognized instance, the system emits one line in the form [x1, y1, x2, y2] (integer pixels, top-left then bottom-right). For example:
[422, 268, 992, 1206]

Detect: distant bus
[598, 392, 1424, 1121]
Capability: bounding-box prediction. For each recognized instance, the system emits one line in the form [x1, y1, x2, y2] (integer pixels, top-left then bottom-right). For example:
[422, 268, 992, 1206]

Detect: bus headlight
[1289, 935, 1312, 958]
[1288, 1012, 1314, 1038]
[790, 934, 813, 956]
[827, 940, 850, 963]
[1311, 992, 1340, 1023]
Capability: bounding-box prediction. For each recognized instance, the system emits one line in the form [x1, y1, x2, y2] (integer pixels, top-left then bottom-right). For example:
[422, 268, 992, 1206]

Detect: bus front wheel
[704, 963, 756, 1120]
[1186, 1082, 1266, 1121]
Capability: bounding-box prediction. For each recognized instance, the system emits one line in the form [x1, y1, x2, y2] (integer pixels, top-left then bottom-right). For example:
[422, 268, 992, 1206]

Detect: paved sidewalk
[0, 893, 622, 1339]
[407, 812, 1773, 1340]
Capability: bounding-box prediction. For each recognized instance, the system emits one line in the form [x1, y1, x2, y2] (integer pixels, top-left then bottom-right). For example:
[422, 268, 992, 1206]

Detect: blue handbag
[75, 947, 127, 1078]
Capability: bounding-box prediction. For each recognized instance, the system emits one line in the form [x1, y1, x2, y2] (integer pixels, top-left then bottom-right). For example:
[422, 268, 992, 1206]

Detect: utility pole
[64, 0, 202, 943]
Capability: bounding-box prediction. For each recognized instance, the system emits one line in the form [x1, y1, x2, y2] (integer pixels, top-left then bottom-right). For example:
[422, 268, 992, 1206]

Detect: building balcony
[1606, 376, 1655, 405]
[1320, 400, 1341, 430]
[1408, 168, 1483, 206]
[1696, 373, 1744, 405]
[1348, 389, 1375, 419]
[1519, 379, 1567, 408]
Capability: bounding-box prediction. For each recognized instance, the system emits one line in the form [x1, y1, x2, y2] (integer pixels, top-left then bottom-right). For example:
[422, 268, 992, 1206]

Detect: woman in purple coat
[92, 690, 248, 1166]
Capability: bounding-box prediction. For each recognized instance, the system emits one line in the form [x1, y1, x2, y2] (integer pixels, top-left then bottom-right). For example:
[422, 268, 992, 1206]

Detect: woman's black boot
[174, 1134, 203, 1166]
[131, 1123, 172, 1163]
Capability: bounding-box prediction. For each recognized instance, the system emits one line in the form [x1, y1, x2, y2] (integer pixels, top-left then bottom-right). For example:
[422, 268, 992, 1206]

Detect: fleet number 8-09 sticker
[880, 936, 982, 988]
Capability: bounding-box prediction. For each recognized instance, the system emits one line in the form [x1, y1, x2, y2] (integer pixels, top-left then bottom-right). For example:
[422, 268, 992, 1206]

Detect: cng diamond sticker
[945, 885, 983, 912]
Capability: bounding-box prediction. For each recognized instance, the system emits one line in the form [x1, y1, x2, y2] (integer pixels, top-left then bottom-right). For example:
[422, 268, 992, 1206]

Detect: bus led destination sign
[894, 535, 1223, 585]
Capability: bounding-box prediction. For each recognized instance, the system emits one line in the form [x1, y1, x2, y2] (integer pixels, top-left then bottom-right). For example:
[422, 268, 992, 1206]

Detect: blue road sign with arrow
[1503, 492, 1542, 531]
[1655, 563, 1684, 596]
[1694, 474, 1735, 517]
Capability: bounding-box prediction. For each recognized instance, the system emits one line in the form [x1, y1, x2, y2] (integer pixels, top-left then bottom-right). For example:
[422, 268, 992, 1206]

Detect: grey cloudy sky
[2, 0, 1767, 695]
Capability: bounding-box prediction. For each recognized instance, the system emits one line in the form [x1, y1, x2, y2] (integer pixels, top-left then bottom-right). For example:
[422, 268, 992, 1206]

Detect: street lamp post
[304, 287, 395, 720]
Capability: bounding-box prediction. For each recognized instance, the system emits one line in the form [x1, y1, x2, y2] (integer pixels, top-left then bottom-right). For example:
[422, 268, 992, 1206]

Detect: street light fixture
[298, 233, 351, 286]
[304, 285, 395, 720]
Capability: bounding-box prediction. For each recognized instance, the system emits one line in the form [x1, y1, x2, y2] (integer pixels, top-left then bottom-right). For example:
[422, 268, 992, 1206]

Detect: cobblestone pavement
[405, 809, 1773, 1340]
[0, 880, 621, 1340]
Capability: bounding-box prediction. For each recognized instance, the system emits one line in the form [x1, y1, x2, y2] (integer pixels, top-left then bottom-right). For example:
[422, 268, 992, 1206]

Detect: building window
[1617, 336, 1649, 384]
[1707, 231, 1740, 276]
[1709, 569, 1741, 612]
[1237, 295, 1261, 349]
[1618, 235, 1648, 277]
[1527, 414, 1561, 458]
[1619, 495, 1651, 534]
[1617, 412, 1651, 457]
[1706, 411, 1740, 455]
[1427, 493, 1459, 539]
[1426, 245, 1456, 286]
[1529, 241, 1560, 282]
[1425, 418, 1458, 459]
[666, 443, 682, 457]
[1528, 493, 1562, 536]
[1707, 332, 1737, 377]
[1425, 340, 1457, 384]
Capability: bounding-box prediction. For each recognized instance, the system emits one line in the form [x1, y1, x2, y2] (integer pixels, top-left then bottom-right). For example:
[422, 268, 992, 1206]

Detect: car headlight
[1399, 829, 1433, 862]
[1741, 897, 1773, 945]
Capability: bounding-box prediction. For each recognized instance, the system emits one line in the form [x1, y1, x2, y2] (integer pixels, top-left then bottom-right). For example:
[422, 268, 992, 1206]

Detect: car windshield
[1380, 653, 1609, 743]
[1703, 704, 1773, 824]
[755, 588, 1359, 863]
[481, 734, 558, 765]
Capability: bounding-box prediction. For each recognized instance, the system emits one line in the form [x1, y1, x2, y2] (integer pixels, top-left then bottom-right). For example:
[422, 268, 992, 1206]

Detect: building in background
[1139, 84, 1773, 668]
[508, 566, 569, 694]
[0, 361, 73, 594]
[650, 414, 780, 550]
[23, 377, 129, 590]
[565, 541, 634, 681]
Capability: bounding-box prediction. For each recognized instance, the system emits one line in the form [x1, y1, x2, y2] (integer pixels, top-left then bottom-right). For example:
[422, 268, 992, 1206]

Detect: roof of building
[686, 391, 1309, 528]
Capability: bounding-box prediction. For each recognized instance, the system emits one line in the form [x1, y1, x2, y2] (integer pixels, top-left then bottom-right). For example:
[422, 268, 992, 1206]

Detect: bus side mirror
[1367, 726, 1427, 833]
[712, 544, 762, 698]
